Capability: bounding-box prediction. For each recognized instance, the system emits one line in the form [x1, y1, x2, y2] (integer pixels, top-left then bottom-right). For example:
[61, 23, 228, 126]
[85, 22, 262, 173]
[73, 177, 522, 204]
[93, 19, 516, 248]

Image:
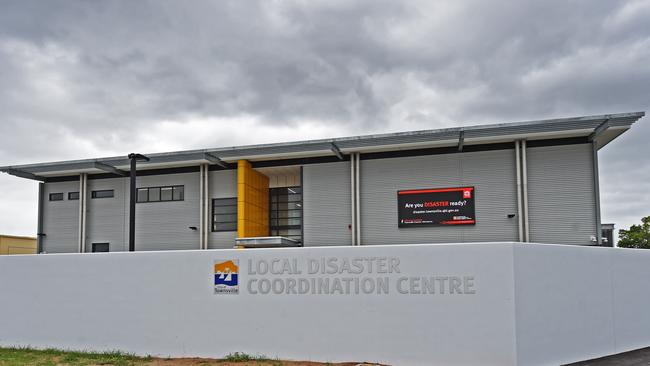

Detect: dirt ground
[145, 359, 384, 366]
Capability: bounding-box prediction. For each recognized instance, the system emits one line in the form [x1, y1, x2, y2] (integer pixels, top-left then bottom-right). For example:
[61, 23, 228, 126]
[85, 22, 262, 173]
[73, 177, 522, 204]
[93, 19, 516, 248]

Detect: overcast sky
[0, 0, 648, 238]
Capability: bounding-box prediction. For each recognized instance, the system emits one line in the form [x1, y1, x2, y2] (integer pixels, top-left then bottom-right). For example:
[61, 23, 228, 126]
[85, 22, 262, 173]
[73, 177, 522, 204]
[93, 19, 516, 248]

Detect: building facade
[0, 235, 37, 255]
[1, 112, 644, 253]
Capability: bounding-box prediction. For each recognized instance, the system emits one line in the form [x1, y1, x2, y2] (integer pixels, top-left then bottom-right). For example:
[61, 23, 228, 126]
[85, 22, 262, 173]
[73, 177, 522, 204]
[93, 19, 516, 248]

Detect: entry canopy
[1, 111, 644, 181]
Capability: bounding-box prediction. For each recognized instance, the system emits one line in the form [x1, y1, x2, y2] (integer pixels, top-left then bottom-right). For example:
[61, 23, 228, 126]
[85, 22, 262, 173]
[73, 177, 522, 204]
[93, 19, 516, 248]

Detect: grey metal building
[0, 112, 644, 253]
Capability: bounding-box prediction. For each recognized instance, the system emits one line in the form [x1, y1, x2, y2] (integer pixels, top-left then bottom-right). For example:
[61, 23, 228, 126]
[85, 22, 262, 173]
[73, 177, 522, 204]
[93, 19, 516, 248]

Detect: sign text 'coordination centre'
[243, 257, 477, 296]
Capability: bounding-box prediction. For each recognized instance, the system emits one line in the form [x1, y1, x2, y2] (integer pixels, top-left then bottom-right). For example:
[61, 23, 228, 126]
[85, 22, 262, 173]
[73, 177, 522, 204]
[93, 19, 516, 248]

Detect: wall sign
[397, 187, 476, 227]
[213, 257, 477, 296]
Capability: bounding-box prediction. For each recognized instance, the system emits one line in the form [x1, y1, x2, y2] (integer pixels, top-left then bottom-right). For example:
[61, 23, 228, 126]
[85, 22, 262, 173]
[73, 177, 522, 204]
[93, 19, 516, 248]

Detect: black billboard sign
[397, 187, 476, 227]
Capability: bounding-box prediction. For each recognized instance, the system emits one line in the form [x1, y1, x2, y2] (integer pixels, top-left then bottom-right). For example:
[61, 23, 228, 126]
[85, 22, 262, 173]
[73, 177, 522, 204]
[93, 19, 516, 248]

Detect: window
[91, 243, 109, 252]
[161, 187, 173, 201]
[149, 187, 161, 201]
[137, 188, 148, 202]
[270, 187, 302, 243]
[213, 198, 237, 231]
[68, 192, 80, 200]
[137, 185, 184, 203]
[49, 193, 64, 201]
[91, 190, 114, 199]
[173, 186, 184, 201]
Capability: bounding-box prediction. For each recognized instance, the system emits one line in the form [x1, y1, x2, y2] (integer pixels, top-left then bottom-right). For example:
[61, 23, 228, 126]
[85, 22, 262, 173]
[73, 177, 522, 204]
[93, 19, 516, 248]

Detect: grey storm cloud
[0, 0, 649, 235]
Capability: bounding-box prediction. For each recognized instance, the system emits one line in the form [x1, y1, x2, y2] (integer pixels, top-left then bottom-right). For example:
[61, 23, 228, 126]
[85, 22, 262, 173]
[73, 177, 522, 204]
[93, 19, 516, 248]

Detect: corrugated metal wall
[359, 149, 519, 245]
[86, 177, 128, 252]
[39, 142, 599, 252]
[209, 170, 238, 249]
[42, 170, 241, 253]
[41, 181, 80, 253]
[133, 173, 200, 251]
[527, 144, 597, 245]
[303, 161, 352, 246]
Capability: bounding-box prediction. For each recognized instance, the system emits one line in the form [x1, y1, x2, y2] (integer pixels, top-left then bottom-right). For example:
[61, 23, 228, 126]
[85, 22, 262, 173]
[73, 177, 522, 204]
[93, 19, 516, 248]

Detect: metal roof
[0, 111, 644, 180]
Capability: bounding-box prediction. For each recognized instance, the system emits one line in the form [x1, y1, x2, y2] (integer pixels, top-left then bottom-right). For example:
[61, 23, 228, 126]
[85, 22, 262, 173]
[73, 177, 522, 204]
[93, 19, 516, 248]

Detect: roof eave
[1, 111, 644, 179]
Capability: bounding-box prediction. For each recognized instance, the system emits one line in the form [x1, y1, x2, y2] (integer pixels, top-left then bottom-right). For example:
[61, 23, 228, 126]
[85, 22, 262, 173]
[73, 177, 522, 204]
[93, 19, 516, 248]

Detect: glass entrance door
[269, 186, 302, 243]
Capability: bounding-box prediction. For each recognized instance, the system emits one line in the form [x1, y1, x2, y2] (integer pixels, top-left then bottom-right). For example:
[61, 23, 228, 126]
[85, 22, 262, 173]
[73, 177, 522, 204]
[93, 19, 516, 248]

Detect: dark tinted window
[136, 185, 183, 203]
[68, 192, 80, 200]
[92, 243, 109, 252]
[49, 193, 64, 201]
[91, 190, 114, 199]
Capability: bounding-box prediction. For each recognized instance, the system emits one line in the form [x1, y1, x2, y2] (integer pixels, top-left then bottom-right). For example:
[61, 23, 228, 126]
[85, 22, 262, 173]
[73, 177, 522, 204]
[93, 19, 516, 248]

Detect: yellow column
[237, 160, 269, 238]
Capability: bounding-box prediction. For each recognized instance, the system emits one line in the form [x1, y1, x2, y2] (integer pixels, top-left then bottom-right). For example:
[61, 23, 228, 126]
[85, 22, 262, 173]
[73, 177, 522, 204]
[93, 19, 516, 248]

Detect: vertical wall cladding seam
[303, 161, 352, 246]
[209, 170, 238, 249]
[526, 144, 596, 245]
[360, 150, 519, 245]
[42, 181, 81, 253]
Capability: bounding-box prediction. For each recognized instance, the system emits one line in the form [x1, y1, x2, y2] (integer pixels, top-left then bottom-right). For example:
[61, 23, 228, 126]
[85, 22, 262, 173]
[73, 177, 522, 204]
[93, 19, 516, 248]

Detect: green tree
[618, 216, 650, 249]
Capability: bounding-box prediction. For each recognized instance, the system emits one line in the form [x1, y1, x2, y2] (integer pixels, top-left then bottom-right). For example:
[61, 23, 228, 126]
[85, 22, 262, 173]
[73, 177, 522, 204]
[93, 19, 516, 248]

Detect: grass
[0, 348, 292, 366]
[0, 347, 148, 366]
[223, 352, 274, 362]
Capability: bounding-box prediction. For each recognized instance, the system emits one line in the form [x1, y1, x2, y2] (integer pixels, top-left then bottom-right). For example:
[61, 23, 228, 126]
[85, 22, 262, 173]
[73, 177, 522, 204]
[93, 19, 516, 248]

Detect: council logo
[214, 259, 239, 295]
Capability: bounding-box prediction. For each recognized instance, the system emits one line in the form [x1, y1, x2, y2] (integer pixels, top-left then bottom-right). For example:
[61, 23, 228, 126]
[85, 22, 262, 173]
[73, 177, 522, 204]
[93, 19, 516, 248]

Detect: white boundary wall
[0, 243, 649, 365]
